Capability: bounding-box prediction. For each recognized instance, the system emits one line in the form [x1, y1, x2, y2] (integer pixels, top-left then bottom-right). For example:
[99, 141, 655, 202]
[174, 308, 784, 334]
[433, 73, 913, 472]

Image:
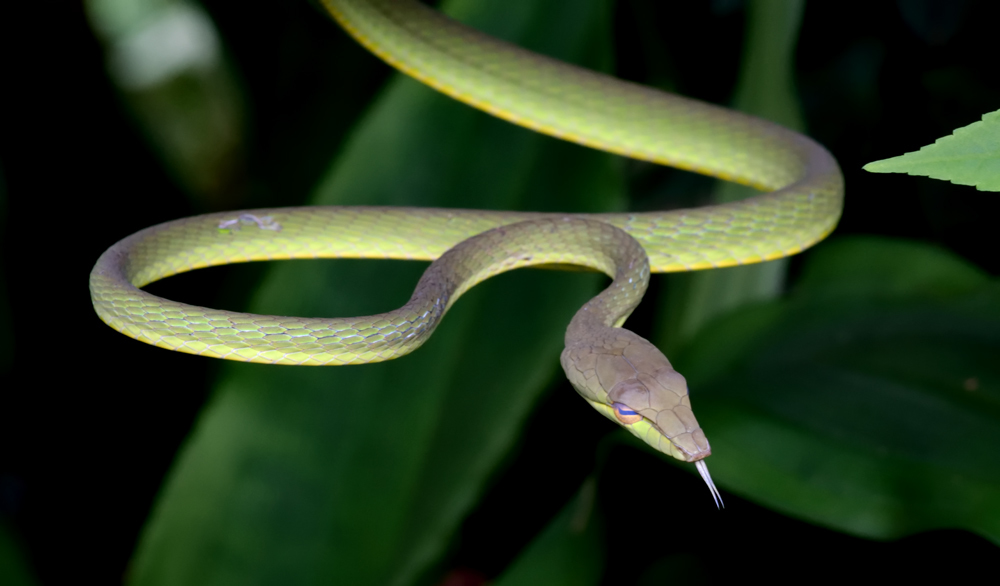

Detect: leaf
[493, 479, 604, 586]
[126, 1, 623, 585]
[863, 109, 1000, 191]
[676, 236, 1000, 543]
[794, 236, 989, 300]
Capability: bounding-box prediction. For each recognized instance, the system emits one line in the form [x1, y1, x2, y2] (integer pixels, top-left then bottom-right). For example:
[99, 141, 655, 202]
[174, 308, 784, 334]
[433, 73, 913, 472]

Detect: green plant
[3, 0, 997, 584]
[865, 109, 1000, 191]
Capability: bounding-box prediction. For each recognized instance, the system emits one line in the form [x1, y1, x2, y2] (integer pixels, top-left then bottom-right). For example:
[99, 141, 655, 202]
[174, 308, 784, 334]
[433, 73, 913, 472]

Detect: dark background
[1, 0, 998, 583]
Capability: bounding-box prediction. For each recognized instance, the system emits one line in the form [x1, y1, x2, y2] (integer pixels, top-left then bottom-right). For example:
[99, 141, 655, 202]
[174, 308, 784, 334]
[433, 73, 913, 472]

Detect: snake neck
[563, 253, 650, 348]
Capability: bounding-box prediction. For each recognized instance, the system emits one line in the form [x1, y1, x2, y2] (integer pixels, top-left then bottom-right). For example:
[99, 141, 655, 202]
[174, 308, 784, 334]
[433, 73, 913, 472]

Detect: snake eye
[612, 402, 642, 425]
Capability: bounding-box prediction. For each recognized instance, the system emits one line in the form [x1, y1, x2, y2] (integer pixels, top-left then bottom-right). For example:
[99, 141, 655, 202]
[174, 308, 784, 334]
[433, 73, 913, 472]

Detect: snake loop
[89, 0, 843, 506]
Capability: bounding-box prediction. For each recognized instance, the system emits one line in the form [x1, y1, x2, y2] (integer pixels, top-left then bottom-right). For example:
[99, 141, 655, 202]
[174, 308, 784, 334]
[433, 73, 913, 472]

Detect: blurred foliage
[2, 0, 999, 584]
[493, 479, 603, 586]
[85, 0, 246, 208]
[0, 521, 37, 586]
[864, 109, 1000, 191]
[674, 236, 999, 540]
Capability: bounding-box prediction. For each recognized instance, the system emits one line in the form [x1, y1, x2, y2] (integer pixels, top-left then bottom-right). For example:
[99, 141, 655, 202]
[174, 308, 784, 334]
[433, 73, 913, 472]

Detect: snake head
[606, 374, 711, 462]
[560, 331, 711, 463]
[561, 332, 723, 507]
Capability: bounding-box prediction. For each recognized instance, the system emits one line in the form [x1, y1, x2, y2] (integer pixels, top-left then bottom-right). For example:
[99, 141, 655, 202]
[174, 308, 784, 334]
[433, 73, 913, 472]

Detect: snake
[89, 0, 843, 508]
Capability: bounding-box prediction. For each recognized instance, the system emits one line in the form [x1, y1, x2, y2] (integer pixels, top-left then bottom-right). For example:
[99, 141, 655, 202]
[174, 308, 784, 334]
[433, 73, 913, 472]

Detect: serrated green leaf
[493, 479, 603, 586]
[126, 1, 623, 585]
[676, 237, 1000, 543]
[863, 109, 1000, 191]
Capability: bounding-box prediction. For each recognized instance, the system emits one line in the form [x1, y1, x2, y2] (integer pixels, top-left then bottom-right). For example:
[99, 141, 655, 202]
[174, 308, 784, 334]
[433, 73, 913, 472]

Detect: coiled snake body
[89, 0, 844, 507]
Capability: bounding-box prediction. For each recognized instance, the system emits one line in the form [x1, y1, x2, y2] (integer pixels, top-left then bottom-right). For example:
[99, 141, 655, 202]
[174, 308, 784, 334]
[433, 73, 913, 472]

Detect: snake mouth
[621, 408, 720, 506]
[652, 428, 711, 463]
[606, 403, 722, 507]
[611, 401, 712, 463]
[597, 400, 712, 464]
[671, 429, 712, 463]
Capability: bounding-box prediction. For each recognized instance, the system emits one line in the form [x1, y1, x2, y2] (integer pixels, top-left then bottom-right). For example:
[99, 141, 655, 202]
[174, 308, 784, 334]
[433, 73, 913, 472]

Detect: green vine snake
[89, 0, 844, 507]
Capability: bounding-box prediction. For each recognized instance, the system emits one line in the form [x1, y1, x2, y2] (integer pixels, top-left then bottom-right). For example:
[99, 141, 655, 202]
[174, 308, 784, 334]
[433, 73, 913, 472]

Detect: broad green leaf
[676, 237, 1000, 543]
[795, 236, 989, 300]
[127, 1, 623, 585]
[863, 109, 1000, 191]
[493, 479, 603, 586]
